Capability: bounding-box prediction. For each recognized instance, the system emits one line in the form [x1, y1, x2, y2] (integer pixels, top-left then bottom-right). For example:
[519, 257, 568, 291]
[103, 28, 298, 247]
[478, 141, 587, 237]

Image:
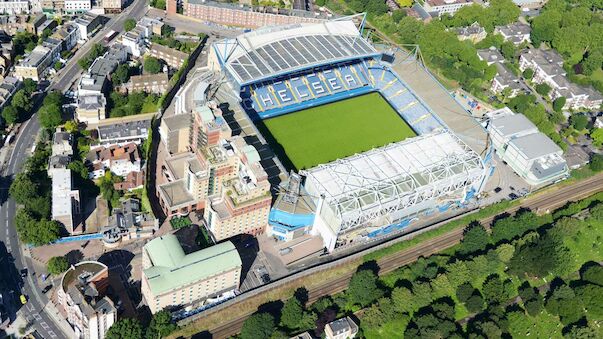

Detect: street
[0, 0, 149, 336]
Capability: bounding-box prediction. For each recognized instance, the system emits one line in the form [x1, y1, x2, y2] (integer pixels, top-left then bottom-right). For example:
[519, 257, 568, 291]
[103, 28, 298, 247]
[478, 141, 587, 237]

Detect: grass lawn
[262, 92, 416, 170]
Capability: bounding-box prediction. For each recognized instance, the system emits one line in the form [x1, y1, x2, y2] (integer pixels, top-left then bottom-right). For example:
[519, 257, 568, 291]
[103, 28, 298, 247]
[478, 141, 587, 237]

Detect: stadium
[207, 17, 492, 252]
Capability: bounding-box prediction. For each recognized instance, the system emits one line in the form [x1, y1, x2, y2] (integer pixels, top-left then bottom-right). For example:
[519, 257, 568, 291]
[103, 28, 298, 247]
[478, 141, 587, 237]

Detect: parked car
[42, 285, 53, 294]
[20, 269, 27, 278]
[19, 295, 27, 305]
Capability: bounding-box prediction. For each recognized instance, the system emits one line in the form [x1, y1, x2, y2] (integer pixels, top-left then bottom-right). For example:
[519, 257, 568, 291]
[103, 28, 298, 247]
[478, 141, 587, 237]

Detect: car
[494, 187, 502, 193]
[19, 295, 27, 305]
[260, 274, 271, 284]
[42, 285, 53, 294]
[279, 247, 292, 255]
[20, 269, 27, 278]
[509, 193, 519, 200]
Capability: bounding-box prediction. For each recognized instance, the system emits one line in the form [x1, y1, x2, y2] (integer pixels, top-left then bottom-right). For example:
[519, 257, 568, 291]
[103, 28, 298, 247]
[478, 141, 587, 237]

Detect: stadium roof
[212, 20, 379, 85]
[302, 131, 486, 231]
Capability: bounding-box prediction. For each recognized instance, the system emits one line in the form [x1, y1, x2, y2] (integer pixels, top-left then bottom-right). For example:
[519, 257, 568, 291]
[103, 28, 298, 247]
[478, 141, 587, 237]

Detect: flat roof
[143, 236, 242, 296]
[158, 180, 196, 208]
[509, 132, 562, 160]
[490, 113, 537, 138]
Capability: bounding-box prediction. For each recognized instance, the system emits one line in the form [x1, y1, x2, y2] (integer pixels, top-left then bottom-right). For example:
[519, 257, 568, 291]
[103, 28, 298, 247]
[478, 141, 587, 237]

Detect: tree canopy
[105, 318, 143, 339]
[240, 313, 275, 339]
[47, 256, 69, 275]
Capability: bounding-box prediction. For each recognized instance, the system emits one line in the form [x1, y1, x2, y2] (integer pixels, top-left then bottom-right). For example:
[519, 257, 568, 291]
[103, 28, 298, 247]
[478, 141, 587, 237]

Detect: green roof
[143, 235, 242, 296]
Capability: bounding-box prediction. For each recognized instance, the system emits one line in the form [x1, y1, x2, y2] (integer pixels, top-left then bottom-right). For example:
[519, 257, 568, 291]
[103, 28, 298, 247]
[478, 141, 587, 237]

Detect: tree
[581, 264, 603, 286]
[575, 283, 603, 317]
[280, 297, 303, 330]
[535, 83, 552, 97]
[12, 89, 32, 113]
[495, 243, 515, 263]
[113, 64, 130, 85]
[346, 268, 384, 307]
[2, 105, 19, 124]
[10, 172, 38, 205]
[465, 293, 484, 313]
[123, 18, 136, 32]
[144, 57, 162, 74]
[47, 256, 69, 275]
[456, 282, 475, 303]
[591, 154, 603, 172]
[105, 318, 143, 339]
[14, 209, 60, 246]
[459, 222, 489, 254]
[570, 113, 589, 130]
[552, 96, 566, 112]
[145, 310, 177, 339]
[23, 78, 37, 95]
[509, 234, 573, 278]
[392, 10, 407, 23]
[522, 68, 534, 80]
[240, 313, 275, 339]
[591, 128, 603, 147]
[481, 274, 512, 305]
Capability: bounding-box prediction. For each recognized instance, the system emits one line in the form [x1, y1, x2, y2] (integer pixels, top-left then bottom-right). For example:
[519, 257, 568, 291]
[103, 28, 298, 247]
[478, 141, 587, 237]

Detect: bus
[103, 30, 118, 44]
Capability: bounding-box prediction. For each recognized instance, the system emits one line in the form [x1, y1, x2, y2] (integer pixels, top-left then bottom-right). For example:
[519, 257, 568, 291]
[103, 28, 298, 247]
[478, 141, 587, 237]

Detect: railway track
[201, 174, 603, 339]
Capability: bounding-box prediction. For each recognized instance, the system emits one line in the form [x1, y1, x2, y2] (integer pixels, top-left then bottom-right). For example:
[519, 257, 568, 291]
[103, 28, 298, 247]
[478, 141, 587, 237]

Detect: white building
[422, 0, 478, 17]
[64, 0, 91, 13]
[52, 168, 81, 234]
[87, 143, 142, 178]
[487, 108, 569, 186]
[494, 23, 531, 45]
[0, 0, 30, 14]
[74, 13, 101, 41]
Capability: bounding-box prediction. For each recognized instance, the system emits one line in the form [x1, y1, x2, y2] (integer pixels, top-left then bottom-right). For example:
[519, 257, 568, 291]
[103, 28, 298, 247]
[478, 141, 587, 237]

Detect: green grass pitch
[262, 92, 417, 170]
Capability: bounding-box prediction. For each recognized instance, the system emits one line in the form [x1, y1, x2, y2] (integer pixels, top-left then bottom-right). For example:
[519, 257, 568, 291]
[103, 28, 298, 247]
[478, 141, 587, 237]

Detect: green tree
[346, 268, 384, 307]
[392, 10, 407, 23]
[481, 274, 512, 305]
[459, 222, 489, 254]
[531, 9, 562, 46]
[23, 78, 37, 95]
[535, 83, 552, 97]
[495, 243, 515, 263]
[571, 113, 589, 130]
[47, 256, 69, 275]
[123, 18, 136, 32]
[240, 313, 275, 339]
[2, 105, 19, 124]
[522, 68, 534, 80]
[105, 318, 143, 339]
[12, 89, 32, 113]
[280, 297, 303, 330]
[145, 310, 177, 339]
[509, 234, 573, 278]
[552, 96, 566, 112]
[465, 293, 484, 313]
[14, 209, 60, 246]
[9, 172, 38, 205]
[113, 64, 131, 85]
[591, 154, 603, 171]
[456, 282, 475, 303]
[575, 283, 603, 317]
[581, 264, 603, 285]
[144, 57, 162, 74]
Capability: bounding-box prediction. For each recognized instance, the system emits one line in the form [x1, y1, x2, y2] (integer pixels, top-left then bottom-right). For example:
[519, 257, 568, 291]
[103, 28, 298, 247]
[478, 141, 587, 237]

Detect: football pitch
[262, 92, 417, 170]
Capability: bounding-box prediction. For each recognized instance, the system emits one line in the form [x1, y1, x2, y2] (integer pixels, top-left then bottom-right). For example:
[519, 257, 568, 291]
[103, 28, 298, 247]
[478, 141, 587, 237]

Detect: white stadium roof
[302, 131, 486, 231]
[212, 20, 379, 85]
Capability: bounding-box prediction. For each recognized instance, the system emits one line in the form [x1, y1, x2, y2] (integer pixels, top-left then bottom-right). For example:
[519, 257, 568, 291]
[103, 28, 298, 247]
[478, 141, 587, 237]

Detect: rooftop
[143, 236, 242, 296]
[52, 169, 75, 217]
[158, 179, 196, 208]
[77, 94, 106, 110]
[490, 113, 538, 138]
[97, 119, 151, 142]
[477, 47, 504, 64]
[510, 132, 562, 160]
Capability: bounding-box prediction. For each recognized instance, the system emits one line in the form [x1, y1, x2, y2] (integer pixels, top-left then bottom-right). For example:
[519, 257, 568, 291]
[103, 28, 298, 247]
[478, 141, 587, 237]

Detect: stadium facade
[208, 17, 491, 252]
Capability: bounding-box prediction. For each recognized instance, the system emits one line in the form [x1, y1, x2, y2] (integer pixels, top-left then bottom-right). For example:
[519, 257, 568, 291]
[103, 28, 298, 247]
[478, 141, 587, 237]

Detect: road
[189, 174, 603, 339]
[0, 0, 149, 337]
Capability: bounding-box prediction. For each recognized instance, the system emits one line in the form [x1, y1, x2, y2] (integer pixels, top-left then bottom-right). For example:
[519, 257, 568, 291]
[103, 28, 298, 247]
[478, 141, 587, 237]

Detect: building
[159, 114, 191, 155]
[141, 236, 242, 314]
[0, 76, 21, 109]
[148, 43, 187, 69]
[422, 0, 477, 17]
[454, 22, 486, 43]
[57, 261, 116, 339]
[181, 0, 329, 29]
[494, 22, 531, 45]
[477, 47, 505, 66]
[113, 170, 145, 191]
[491, 63, 523, 98]
[190, 104, 231, 150]
[52, 168, 81, 233]
[0, 0, 30, 15]
[87, 143, 142, 178]
[325, 317, 359, 339]
[519, 49, 603, 110]
[102, 198, 156, 247]
[96, 117, 151, 145]
[122, 73, 169, 95]
[52, 23, 80, 52]
[78, 74, 107, 96]
[513, 0, 546, 9]
[76, 94, 107, 125]
[14, 43, 58, 81]
[121, 26, 148, 57]
[102, 0, 123, 13]
[52, 128, 74, 157]
[74, 12, 102, 40]
[64, 0, 91, 13]
[41, 0, 65, 13]
[27, 13, 46, 35]
[487, 107, 569, 185]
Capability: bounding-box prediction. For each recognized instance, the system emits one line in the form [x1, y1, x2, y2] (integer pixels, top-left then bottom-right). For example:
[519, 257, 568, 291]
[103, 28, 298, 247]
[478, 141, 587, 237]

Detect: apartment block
[0, 0, 30, 15]
[57, 261, 116, 339]
[148, 43, 187, 69]
[76, 94, 107, 125]
[74, 12, 102, 40]
[141, 236, 242, 314]
[122, 73, 169, 95]
[422, 0, 478, 17]
[159, 114, 191, 155]
[102, 0, 123, 13]
[87, 143, 142, 178]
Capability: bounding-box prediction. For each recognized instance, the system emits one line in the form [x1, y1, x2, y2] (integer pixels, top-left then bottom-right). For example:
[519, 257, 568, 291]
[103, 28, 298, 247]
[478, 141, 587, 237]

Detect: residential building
[52, 128, 74, 157]
[102, 0, 123, 13]
[26, 13, 46, 35]
[495, 22, 531, 45]
[422, 0, 477, 17]
[190, 104, 232, 150]
[139, 16, 164, 36]
[141, 236, 242, 314]
[102, 198, 156, 247]
[148, 43, 187, 69]
[491, 63, 523, 98]
[0, 42, 12, 77]
[57, 261, 116, 339]
[114, 170, 144, 191]
[52, 168, 81, 233]
[41, 0, 64, 13]
[325, 317, 359, 339]
[181, 0, 327, 29]
[487, 107, 569, 186]
[122, 73, 169, 95]
[159, 114, 191, 155]
[52, 23, 80, 51]
[477, 47, 504, 66]
[96, 117, 151, 145]
[76, 94, 107, 125]
[64, 0, 90, 13]
[454, 22, 486, 43]
[78, 74, 107, 96]
[74, 13, 102, 40]
[87, 142, 142, 178]
[0, 0, 30, 15]
[513, 0, 546, 9]
[0, 76, 21, 109]
[121, 26, 148, 57]
[519, 48, 603, 110]
[156, 151, 207, 216]
[14, 43, 59, 81]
